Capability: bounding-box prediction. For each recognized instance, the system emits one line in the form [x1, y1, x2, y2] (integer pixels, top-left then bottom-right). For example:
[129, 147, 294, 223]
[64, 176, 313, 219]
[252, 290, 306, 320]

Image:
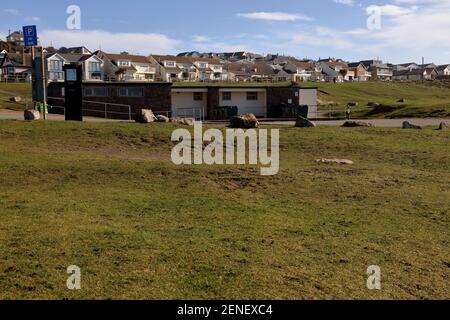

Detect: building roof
[103, 53, 150, 64]
[152, 54, 222, 65]
[436, 64, 450, 71]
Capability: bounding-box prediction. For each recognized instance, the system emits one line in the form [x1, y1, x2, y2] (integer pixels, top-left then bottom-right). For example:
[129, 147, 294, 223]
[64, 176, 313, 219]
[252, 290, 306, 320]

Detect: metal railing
[174, 108, 205, 121]
[47, 96, 132, 120]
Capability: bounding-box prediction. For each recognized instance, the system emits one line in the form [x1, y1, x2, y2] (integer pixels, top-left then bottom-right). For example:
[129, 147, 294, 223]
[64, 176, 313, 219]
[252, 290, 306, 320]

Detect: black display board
[63, 64, 83, 121]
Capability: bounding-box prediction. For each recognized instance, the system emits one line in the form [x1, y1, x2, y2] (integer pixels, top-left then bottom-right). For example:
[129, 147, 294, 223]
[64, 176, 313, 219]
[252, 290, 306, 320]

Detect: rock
[347, 101, 358, 107]
[135, 109, 156, 123]
[295, 116, 316, 128]
[368, 102, 381, 108]
[342, 121, 373, 127]
[438, 122, 449, 130]
[316, 158, 354, 165]
[397, 98, 406, 103]
[402, 121, 422, 130]
[24, 109, 40, 121]
[10, 96, 21, 103]
[171, 117, 195, 126]
[156, 115, 170, 123]
[229, 114, 259, 129]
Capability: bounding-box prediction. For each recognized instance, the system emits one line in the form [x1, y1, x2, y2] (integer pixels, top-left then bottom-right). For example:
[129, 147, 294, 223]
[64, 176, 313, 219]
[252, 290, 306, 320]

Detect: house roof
[2, 52, 32, 67]
[104, 53, 150, 64]
[436, 64, 450, 71]
[394, 67, 437, 76]
[287, 59, 314, 69]
[152, 54, 223, 66]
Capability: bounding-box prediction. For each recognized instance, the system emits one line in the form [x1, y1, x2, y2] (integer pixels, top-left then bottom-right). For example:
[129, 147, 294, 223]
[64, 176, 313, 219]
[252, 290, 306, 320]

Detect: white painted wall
[171, 90, 207, 118]
[219, 89, 266, 117]
[299, 88, 318, 118]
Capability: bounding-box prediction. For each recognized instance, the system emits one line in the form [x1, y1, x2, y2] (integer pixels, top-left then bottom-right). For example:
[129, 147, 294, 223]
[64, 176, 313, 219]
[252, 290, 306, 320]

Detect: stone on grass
[347, 101, 358, 107]
[402, 121, 422, 130]
[136, 109, 156, 123]
[438, 122, 449, 130]
[171, 117, 195, 126]
[295, 116, 316, 128]
[316, 158, 354, 165]
[10, 96, 21, 103]
[229, 114, 259, 129]
[342, 121, 373, 127]
[24, 109, 40, 121]
[156, 115, 170, 123]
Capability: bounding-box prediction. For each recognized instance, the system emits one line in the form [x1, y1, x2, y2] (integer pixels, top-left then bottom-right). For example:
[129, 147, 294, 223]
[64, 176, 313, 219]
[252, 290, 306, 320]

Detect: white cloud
[333, 0, 354, 6]
[3, 8, 20, 15]
[237, 12, 313, 22]
[38, 30, 180, 55]
[366, 4, 417, 16]
[192, 35, 210, 42]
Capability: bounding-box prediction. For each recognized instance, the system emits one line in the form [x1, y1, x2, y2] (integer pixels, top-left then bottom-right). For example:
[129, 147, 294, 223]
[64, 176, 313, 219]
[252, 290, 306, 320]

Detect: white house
[46, 53, 104, 82]
[94, 51, 156, 81]
[150, 55, 227, 82]
[437, 65, 450, 76]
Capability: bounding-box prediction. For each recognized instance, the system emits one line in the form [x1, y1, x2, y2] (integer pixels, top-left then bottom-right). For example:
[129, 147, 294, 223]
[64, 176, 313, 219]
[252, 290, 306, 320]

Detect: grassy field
[0, 83, 33, 111]
[0, 120, 449, 300]
[307, 81, 450, 118]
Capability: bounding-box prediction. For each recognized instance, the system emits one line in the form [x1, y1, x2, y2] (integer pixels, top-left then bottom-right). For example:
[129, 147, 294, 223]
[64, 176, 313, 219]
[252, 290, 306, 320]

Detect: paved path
[0, 109, 127, 122]
[1, 109, 449, 127]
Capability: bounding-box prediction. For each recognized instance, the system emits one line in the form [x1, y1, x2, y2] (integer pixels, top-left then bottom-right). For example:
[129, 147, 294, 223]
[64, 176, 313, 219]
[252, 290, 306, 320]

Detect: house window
[165, 61, 176, 67]
[85, 87, 108, 97]
[193, 92, 203, 101]
[49, 60, 63, 71]
[88, 62, 101, 72]
[247, 92, 258, 101]
[197, 62, 207, 68]
[222, 92, 231, 101]
[118, 60, 130, 67]
[118, 87, 144, 97]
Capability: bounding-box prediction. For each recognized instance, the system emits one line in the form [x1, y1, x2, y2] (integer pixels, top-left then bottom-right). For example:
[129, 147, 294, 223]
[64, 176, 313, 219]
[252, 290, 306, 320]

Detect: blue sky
[1, 0, 450, 64]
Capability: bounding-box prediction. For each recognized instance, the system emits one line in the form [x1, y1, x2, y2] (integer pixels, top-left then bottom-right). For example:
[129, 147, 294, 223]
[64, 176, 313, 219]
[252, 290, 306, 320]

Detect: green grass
[0, 120, 449, 300]
[0, 83, 32, 111]
[307, 81, 450, 118]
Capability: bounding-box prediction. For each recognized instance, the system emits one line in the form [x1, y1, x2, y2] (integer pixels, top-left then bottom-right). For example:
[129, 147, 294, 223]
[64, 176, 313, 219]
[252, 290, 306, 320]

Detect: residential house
[360, 60, 393, 80]
[95, 51, 156, 82]
[281, 59, 315, 82]
[348, 62, 371, 81]
[393, 62, 419, 71]
[150, 55, 227, 82]
[66, 46, 92, 55]
[0, 51, 32, 81]
[393, 67, 438, 81]
[46, 52, 104, 82]
[6, 31, 24, 45]
[316, 61, 349, 82]
[436, 65, 450, 76]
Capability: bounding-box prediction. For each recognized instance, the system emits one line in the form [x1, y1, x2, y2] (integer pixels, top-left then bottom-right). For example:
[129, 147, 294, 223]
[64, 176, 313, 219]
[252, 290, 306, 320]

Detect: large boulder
[295, 116, 316, 128]
[156, 115, 170, 123]
[135, 109, 156, 123]
[229, 114, 259, 129]
[438, 122, 449, 130]
[402, 121, 422, 130]
[342, 121, 373, 127]
[24, 109, 40, 121]
[347, 101, 358, 107]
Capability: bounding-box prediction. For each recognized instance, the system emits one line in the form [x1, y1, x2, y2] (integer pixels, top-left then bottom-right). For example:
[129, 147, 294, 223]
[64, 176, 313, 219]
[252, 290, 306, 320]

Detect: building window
[118, 60, 130, 67]
[118, 87, 144, 97]
[88, 62, 101, 72]
[165, 61, 176, 67]
[193, 92, 203, 101]
[85, 87, 108, 97]
[247, 92, 258, 101]
[49, 60, 63, 71]
[222, 92, 231, 101]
